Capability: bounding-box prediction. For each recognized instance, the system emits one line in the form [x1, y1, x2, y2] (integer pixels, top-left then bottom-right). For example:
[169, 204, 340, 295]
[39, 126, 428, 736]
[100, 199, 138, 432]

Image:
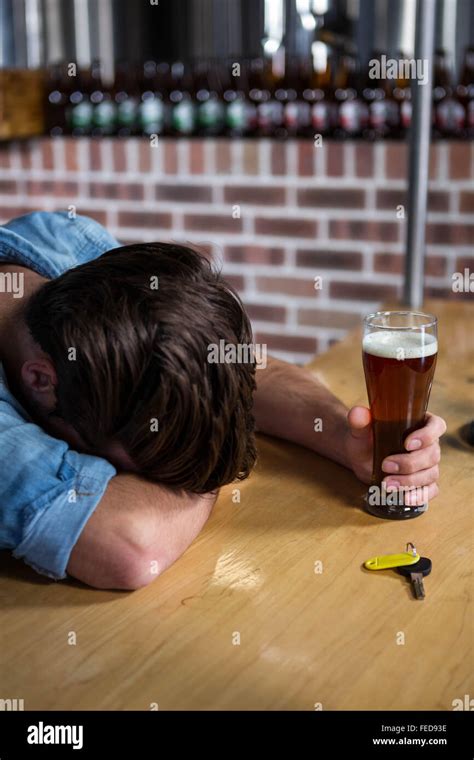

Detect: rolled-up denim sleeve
[0, 380, 117, 580]
[12, 450, 116, 581]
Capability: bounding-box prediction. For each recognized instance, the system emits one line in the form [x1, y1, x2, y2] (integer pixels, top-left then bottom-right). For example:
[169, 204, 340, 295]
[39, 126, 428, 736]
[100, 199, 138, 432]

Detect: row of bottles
[45, 48, 474, 140]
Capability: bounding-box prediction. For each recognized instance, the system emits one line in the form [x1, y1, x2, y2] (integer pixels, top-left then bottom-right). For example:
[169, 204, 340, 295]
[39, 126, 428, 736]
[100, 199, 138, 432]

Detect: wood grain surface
[0, 299, 472, 710]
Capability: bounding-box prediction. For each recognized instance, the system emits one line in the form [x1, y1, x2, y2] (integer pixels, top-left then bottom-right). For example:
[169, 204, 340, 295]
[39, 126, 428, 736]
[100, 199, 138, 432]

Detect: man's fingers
[384, 464, 440, 490]
[404, 413, 447, 451]
[403, 482, 439, 506]
[382, 441, 441, 475]
[347, 406, 372, 439]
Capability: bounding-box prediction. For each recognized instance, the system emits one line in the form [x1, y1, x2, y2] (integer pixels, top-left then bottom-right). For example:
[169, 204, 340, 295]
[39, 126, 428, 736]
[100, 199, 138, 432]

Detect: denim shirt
[0, 211, 122, 580]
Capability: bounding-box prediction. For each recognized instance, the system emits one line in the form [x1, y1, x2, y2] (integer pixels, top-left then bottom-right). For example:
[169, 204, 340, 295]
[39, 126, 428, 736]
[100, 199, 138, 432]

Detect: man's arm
[254, 356, 351, 468]
[67, 476, 217, 590]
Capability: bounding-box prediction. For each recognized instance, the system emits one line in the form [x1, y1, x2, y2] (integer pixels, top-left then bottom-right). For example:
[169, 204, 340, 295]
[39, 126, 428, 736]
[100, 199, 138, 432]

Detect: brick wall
[0, 137, 472, 363]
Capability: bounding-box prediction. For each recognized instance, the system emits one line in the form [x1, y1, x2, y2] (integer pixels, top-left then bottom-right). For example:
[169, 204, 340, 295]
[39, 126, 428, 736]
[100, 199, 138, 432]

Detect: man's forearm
[253, 356, 352, 470]
[67, 476, 217, 590]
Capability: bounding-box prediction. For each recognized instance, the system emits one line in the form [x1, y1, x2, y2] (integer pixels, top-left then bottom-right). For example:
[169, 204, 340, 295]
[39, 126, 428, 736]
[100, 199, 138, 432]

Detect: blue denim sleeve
[0, 372, 117, 580]
[0, 211, 121, 278]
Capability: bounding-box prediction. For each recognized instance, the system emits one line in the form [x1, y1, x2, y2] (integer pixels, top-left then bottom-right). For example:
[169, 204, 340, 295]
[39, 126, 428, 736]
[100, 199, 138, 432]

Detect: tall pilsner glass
[362, 311, 438, 519]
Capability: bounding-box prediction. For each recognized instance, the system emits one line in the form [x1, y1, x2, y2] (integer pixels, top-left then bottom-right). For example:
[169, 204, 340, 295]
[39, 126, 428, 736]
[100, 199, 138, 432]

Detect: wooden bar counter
[0, 299, 472, 710]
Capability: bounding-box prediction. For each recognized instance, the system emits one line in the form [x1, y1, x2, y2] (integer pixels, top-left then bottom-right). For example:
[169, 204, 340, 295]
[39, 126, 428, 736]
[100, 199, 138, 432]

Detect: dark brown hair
[25, 243, 257, 493]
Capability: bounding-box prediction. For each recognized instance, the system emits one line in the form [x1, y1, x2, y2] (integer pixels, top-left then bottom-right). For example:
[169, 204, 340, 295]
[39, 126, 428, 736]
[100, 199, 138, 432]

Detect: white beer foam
[363, 330, 438, 359]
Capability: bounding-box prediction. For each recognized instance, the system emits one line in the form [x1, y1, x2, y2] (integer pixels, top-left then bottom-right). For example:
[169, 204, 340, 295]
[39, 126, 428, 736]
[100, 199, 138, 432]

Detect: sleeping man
[0, 212, 446, 589]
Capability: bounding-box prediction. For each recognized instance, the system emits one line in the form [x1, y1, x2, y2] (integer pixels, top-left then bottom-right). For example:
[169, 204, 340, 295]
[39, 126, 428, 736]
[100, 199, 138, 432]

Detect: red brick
[355, 142, 374, 177]
[298, 309, 361, 329]
[255, 331, 318, 354]
[111, 140, 127, 172]
[424, 285, 468, 300]
[256, 276, 318, 297]
[427, 190, 450, 212]
[255, 217, 317, 238]
[155, 184, 212, 202]
[455, 255, 474, 271]
[26, 180, 79, 196]
[374, 252, 446, 276]
[89, 139, 102, 171]
[425, 256, 447, 276]
[41, 139, 54, 170]
[244, 303, 287, 322]
[297, 187, 365, 208]
[224, 245, 285, 265]
[298, 142, 315, 176]
[376, 188, 449, 212]
[184, 214, 242, 233]
[0, 179, 17, 194]
[242, 142, 259, 174]
[191, 242, 214, 260]
[426, 224, 474, 245]
[460, 191, 474, 214]
[224, 273, 245, 291]
[189, 140, 205, 174]
[449, 143, 472, 179]
[138, 141, 152, 172]
[296, 249, 362, 269]
[376, 189, 406, 209]
[0, 206, 34, 222]
[89, 181, 144, 200]
[0, 145, 11, 167]
[216, 140, 231, 173]
[329, 219, 399, 242]
[75, 207, 107, 225]
[325, 142, 344, 176]
[118, 211, 172, 228]
[63, 138, 78, 171]
[164, 141, 178, 174]
[330, 281, 399, 301]
[271, 143, 286, 175]
[224, 185, 286, 205]
[429, 143, 440, 180]
[18, 141, 33, 169]
[385, 142, 407, 179]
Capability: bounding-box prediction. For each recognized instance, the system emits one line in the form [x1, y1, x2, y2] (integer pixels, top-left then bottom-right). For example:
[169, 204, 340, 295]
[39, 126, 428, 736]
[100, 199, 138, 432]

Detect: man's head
[20, 243, 257, 493]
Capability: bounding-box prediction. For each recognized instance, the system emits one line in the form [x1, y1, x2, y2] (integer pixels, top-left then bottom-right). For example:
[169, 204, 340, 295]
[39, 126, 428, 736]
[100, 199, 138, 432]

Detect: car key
[396, 557, 432, 599]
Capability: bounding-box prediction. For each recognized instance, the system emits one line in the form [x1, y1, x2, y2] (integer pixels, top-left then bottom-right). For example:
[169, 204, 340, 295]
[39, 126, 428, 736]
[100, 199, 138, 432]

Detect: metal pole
[403, 0, 436, 309]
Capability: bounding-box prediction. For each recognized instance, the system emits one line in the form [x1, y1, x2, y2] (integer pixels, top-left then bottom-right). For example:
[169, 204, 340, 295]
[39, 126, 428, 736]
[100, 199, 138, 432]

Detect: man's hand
[346, 406, 447, 504]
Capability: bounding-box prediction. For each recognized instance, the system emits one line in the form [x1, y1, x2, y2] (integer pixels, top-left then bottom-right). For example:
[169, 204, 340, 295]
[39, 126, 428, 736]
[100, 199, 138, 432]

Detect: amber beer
[362, 312, 438, 519]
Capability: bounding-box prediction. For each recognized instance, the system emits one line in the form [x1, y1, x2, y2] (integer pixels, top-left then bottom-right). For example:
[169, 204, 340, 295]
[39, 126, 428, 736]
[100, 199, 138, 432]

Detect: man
[0, 211, 445, 590]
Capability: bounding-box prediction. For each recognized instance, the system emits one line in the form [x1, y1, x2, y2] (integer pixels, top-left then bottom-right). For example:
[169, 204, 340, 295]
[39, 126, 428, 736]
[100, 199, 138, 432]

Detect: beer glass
[362, 311, 438, 519]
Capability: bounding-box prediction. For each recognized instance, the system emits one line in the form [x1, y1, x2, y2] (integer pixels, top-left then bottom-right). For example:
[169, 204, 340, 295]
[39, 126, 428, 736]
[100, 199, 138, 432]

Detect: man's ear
[20, 358, 58, 412]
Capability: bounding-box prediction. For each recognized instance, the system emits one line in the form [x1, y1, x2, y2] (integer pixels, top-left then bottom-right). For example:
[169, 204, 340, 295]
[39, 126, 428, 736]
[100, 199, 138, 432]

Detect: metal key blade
[411, 572, 426, 600]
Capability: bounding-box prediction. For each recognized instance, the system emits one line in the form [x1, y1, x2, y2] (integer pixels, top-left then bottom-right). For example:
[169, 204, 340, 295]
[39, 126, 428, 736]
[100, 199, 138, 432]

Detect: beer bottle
[138, 60, 166, 137]
[45, 61, 69, 136]
[392, 50, 411, 139]
[297, 56, 313, 138]
[194, 59, 225, 137]
[308, 41, 334, 138]
[362, 50, 390, 140]
[248, 58, 281, 138]
[457, 46, 474, 139]
[114, 60, 139, 137]
[67, 64, 93, 137]
[247, 58, 264, 137]
[223, 59, 250, 137]
[156, 61, 171, 135]
[90, 59, 116, 136]
[433, 48, 465, 138]
[169, 61, 196, 137]
[275, 56, 301, 138]
[334, 54, 368, 138]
